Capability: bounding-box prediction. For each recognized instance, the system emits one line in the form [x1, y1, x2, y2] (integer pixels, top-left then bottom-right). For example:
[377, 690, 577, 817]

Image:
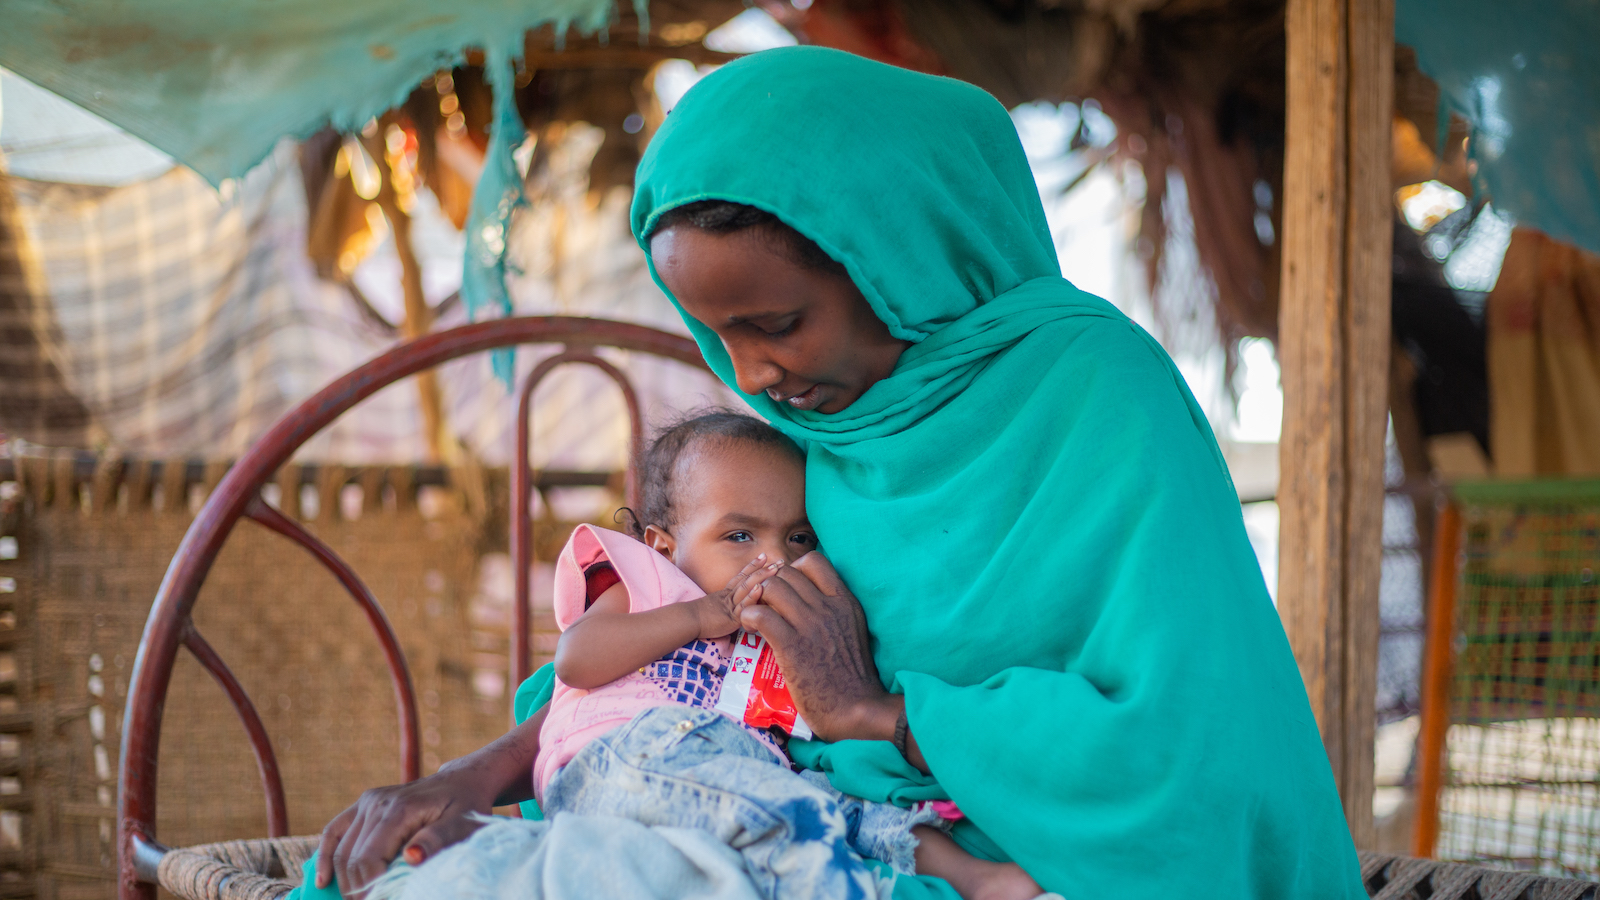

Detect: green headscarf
[632, 47, 1362, 899]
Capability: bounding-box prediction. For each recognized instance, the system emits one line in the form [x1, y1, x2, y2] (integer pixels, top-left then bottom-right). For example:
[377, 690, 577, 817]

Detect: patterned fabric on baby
[644, 639, 726, 707]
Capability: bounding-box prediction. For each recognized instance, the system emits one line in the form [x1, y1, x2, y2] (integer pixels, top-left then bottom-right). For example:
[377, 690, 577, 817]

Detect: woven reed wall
[0, 455, 577, 900]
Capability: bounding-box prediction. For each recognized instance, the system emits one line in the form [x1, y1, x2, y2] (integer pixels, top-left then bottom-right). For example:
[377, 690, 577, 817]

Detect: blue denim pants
[545, 707, 943, 900]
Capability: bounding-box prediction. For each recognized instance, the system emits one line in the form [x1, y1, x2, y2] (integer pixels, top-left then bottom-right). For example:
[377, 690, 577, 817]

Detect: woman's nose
[725, 341, 785, 397]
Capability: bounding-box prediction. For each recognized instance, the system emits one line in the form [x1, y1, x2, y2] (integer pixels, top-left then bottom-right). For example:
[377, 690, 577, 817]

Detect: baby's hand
[729, 554, 785, 612]
[694, 555, 784, 640]
[694, 556, 767, 639]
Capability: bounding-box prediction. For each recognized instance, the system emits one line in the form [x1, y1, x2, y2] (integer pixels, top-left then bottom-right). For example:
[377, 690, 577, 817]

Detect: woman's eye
[761, 318, 798, 338]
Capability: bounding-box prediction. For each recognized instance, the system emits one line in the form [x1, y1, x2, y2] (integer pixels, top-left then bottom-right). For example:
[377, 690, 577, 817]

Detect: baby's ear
[643, 524, 676, 560]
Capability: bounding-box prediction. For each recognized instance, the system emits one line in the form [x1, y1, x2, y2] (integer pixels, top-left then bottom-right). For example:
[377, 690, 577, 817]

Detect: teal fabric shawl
[632, 47, 1362, 899]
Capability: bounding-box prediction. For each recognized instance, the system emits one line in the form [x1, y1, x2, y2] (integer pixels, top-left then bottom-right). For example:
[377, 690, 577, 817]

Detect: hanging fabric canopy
[1398, 0, 1600, 256]
[0, 0, 625, 185]
[1, 0, 649, 379]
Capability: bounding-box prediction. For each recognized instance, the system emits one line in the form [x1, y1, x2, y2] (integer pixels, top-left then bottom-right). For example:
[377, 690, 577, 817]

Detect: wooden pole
[1277, 0, 1393, 848]
[363, 126, 449, 464]
[1412, 500, 1461, 857]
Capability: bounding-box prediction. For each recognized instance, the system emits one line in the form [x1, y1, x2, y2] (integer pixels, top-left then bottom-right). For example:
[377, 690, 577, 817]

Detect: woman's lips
[775, 384, 825, 411]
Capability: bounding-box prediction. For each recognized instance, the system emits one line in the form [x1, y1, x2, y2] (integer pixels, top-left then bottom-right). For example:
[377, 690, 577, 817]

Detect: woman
[316, 46, 1363, 899]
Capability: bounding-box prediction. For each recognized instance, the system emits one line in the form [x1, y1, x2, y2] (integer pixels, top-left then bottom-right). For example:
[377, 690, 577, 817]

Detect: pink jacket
[532, 525, 732, 798]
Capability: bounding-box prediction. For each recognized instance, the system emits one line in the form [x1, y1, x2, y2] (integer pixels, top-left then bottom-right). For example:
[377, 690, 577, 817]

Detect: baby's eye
[726, 531, 753, 543]
[790, 532, 817, 547]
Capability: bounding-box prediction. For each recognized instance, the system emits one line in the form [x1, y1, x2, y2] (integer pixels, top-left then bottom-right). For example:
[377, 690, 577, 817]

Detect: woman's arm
[554, 555, 780, 689]
[315, 702, 548, 897]
[738, 554, 929, 772]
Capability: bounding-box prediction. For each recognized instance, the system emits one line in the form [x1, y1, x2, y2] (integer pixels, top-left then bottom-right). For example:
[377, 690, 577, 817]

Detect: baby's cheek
[678, 549, 739, 596]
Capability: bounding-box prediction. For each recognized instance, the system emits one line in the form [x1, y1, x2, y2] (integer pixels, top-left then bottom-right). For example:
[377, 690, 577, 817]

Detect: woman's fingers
[339, 790, 432, 897]
[790, 551, 847, 598]
[328, 803, 370, 894]
[740, 601, 801, 647]
[404, 810, 485, 868]
[750, 567, 810, 619]
[772, 563, 832, 614]
[316, 805, 357, 888]
[340, 804, 402, 898]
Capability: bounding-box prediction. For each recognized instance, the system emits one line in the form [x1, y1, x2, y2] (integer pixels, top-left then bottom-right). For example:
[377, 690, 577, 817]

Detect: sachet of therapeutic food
[714, 630, 812, 740]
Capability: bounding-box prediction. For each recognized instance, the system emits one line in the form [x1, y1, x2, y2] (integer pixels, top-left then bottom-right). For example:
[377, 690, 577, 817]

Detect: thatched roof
[432, 0, 1293, 348]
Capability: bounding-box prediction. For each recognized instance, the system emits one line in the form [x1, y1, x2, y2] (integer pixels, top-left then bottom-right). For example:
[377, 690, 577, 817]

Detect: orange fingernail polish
[404, 846, 424, 865]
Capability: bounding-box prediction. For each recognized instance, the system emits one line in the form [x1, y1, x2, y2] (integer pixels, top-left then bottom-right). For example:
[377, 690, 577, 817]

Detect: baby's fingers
[733, 561, 784, 607]
[736, 581, 765, 610]
[723, 554, 769, 592]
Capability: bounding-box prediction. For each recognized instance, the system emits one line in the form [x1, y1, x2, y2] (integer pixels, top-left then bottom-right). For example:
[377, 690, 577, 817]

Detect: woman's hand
[737, 553, 899, 744]
[315, 706, 545, 897]
[316, 769, 493, 898]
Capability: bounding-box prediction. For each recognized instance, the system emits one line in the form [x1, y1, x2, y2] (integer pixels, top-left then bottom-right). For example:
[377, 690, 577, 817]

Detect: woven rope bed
[158, 836, 318, 900]
[155, 841, 1598, 900]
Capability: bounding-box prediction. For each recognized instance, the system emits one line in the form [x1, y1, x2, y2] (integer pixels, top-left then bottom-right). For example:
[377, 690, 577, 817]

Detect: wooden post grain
[1278, 0, 1393, 848]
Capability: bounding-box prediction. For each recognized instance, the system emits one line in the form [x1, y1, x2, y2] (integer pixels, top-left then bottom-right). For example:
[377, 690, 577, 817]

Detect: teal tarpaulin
[0, 0, 646, 374]
[0, 0, 623, 185]
[1398, 0, 1600, 256]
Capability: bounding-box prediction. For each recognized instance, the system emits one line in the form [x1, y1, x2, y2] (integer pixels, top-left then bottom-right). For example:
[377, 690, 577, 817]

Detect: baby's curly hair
[622, 409, 804, 540]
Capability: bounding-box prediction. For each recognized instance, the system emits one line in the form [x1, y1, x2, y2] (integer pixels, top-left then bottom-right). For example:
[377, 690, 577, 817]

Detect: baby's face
[653, 438, 816, 594]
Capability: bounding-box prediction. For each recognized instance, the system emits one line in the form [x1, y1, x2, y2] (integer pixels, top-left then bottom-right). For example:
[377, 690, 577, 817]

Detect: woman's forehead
[653, 228, 826, 319]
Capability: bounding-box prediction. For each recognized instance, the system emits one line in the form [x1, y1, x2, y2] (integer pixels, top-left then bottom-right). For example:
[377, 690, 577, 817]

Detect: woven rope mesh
[1438, 481, 1600, 879]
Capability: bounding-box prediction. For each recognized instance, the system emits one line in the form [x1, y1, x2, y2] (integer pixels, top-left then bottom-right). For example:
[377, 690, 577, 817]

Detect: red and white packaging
[715, 630, 812, 740]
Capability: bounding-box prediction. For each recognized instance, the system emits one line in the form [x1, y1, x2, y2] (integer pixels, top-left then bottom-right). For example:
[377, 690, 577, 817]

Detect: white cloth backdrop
[8, 129, 737, 467]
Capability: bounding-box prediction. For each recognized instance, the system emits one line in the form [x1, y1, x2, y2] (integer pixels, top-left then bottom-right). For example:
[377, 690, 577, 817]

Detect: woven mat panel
[0, 456, 564, 900]
[1359, 851, 1597, 899]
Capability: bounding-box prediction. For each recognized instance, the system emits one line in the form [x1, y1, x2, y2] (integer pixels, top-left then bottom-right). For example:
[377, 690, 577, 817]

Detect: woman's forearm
[845, 693, 929, 774]
[438, 703, 549, 807]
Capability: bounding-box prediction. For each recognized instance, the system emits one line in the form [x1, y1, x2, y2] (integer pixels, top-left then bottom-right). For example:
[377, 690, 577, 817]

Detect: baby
[536, 411, 1051, 900]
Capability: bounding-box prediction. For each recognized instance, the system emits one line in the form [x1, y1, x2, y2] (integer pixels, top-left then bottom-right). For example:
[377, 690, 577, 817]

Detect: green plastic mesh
[1438, 480, 1600, 879]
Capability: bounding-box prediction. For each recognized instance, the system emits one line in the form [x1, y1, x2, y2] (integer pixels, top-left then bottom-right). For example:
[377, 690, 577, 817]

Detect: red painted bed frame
[115, 317, 709, 898]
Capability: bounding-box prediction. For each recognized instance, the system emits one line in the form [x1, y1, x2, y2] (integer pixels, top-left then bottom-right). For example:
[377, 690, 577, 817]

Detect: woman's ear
[643, 524, 676, 560]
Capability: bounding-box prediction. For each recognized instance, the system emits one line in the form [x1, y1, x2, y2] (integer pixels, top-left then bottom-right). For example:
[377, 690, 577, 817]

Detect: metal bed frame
[115, 317, 708, 898]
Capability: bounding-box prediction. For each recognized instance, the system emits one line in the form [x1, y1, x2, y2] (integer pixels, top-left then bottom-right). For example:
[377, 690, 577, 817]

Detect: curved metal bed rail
[510, 347, 647, 685]
[117, 317, 708, 899]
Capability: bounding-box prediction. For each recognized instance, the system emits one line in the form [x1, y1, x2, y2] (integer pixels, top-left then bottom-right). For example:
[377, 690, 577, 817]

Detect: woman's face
[651, 226, 907, 414]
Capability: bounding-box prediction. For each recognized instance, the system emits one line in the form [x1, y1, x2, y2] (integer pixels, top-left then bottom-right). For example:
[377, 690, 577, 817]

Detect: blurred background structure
[1, 0, 1599, 896]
